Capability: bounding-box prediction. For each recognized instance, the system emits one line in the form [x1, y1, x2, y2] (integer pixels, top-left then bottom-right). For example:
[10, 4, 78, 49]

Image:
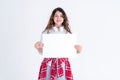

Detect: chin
[56, 23, 63, 26]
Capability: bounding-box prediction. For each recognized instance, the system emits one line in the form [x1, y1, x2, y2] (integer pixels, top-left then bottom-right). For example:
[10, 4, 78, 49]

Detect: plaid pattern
[38, 58, 73, 80]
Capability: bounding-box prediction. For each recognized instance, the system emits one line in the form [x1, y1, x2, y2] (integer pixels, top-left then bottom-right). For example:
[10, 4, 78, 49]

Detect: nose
[57, 16, 62, 20]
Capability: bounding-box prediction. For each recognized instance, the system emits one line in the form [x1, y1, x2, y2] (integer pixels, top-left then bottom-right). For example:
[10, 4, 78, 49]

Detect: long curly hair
[43, 7, 72, 33]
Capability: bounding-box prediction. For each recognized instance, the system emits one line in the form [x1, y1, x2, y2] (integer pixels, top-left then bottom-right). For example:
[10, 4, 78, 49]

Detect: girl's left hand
[74, 44, 82, 54]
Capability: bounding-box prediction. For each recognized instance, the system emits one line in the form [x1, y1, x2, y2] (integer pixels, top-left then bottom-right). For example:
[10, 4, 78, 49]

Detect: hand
[34, 41, 44, 49]
[74, 44, 82, 54]
[34, 41, 44, 53]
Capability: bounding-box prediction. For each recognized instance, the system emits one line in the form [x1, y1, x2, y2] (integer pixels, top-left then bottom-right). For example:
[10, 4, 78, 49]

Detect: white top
[43, 26, 69, 34]
[40, 26, 70, 41]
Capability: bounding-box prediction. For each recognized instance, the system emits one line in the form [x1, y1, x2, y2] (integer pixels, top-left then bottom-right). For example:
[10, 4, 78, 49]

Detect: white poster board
[42, 34, 77, 58]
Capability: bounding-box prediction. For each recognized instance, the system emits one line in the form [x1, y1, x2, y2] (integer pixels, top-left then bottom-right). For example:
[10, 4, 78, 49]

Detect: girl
[35, 7, 82, 80]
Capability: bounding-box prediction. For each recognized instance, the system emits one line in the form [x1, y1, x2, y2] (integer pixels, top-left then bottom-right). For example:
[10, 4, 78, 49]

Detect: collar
[52, 26, 64, 32]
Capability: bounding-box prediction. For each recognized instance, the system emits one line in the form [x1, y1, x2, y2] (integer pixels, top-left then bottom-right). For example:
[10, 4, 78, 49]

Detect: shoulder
[42, 29, 53, 34]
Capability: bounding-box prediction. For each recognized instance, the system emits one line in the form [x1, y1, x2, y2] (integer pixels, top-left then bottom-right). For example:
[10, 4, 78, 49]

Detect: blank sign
[42, 34, 77, 58]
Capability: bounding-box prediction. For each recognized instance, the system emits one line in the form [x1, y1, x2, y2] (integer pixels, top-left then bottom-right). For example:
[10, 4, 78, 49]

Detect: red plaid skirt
[38, 58, 73, 80]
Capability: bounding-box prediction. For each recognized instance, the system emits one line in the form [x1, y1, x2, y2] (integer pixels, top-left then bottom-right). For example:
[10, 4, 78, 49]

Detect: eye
[54, 15, 58, 17]
[60, 15, 63, 18]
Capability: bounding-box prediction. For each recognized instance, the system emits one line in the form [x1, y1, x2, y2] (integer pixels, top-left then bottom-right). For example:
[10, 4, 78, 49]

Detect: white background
[0, 0, 120, 80]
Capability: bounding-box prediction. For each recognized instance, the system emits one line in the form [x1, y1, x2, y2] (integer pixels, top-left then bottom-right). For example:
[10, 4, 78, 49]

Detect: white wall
[0, 0, 120, 80]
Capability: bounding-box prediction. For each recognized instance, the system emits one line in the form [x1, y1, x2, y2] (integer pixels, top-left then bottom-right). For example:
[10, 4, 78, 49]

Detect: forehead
[54, 11, 63, 15]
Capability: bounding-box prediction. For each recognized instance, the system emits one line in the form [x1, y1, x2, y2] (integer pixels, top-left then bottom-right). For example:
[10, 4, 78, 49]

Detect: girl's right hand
[34, 41, 44, 49]
[34, 41, 44, 53]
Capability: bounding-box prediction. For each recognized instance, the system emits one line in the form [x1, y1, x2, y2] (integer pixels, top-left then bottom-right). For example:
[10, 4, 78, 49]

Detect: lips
[56, 20, 62, 22]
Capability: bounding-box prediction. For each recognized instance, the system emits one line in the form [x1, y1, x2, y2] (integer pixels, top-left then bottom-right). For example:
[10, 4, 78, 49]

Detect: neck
[55, 25, 62, 28]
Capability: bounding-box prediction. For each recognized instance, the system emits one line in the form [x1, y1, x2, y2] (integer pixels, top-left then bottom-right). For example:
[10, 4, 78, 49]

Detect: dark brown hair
[43, 7, 72, 33]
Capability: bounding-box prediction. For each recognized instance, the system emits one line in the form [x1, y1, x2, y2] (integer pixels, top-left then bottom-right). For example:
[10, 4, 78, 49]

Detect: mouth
[56, 20, 62, 22]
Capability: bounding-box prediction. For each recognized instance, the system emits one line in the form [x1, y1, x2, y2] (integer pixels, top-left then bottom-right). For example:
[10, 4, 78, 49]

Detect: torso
[42, 26, 70, 66]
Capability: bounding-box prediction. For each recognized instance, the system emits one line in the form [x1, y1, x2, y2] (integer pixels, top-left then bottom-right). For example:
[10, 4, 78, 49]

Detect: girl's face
[53, 11, 64, 27]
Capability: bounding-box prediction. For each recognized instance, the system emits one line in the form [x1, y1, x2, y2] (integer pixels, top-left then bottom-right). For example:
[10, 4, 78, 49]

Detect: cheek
[53, 17, 57, 21]
[61, 19, 64, 23]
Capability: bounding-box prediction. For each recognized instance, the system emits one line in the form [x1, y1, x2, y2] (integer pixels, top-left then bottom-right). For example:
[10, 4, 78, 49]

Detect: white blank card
[42, 34, 77, 58]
